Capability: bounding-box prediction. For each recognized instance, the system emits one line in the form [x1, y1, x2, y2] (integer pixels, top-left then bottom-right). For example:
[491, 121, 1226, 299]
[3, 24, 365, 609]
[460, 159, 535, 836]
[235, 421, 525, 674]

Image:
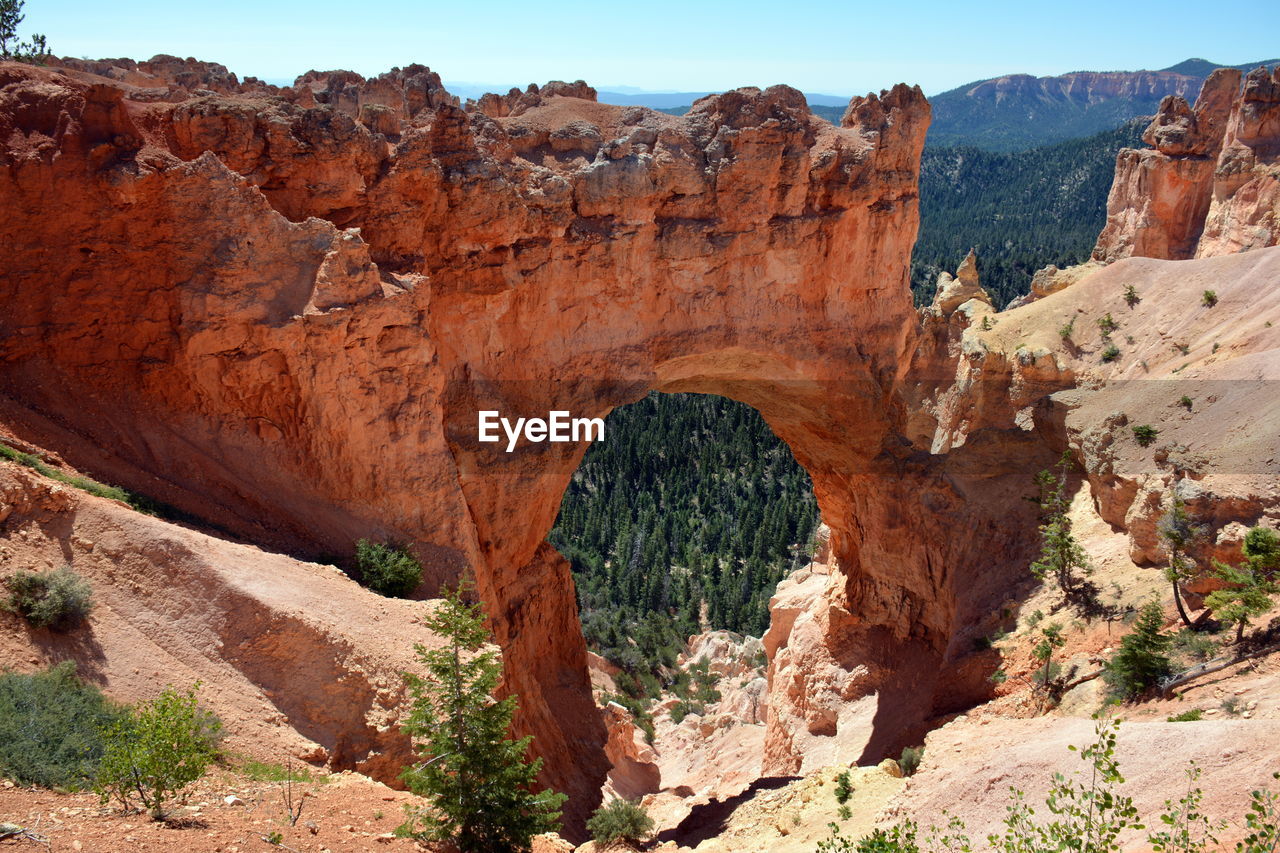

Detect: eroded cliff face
[1094, 65, 1280, 261]
[0, 57, 1079, 828]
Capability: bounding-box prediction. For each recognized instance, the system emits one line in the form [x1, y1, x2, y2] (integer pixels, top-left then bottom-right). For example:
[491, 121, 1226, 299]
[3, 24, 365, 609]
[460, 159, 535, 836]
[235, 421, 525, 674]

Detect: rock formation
[7, 51, 1275, 836]
[1094, 65, 1280, 261]
[3, 58, 980, 829]
[600, 702, 661, 800]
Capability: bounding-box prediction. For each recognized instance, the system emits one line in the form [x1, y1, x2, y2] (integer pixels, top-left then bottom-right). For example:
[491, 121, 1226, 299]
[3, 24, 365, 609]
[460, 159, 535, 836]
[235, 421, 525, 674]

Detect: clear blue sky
[31, 0, 1280, 96]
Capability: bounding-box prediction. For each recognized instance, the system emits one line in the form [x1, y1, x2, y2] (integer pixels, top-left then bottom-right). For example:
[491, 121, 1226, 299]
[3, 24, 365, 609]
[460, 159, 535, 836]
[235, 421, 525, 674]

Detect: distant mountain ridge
[927, 58, 1279, 150]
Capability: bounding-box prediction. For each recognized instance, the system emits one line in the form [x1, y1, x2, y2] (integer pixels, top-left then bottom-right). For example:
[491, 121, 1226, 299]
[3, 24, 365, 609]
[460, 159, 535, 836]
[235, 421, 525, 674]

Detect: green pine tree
[1104, 602, 1173, 700]
[1205, 527, 1280, 644]
[1030, 453, 1092, 603]
[398, 581, 566, 852]
[1158, 494, 1204, 629]
[0, 0, 47, 61]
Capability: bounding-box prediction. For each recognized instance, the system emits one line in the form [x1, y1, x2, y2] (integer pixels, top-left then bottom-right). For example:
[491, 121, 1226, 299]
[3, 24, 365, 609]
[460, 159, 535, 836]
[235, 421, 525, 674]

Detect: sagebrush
[0, 662, 126, 790]
[2, 566, 94, 630]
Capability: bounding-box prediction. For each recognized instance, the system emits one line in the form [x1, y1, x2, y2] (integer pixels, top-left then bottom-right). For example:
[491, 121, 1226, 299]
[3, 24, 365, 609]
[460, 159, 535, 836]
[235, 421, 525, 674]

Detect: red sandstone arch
[0, 62, 1055, 831]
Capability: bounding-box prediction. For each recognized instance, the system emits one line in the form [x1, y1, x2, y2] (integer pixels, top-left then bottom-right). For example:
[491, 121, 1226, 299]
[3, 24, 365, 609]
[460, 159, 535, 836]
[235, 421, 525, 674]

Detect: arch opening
[548, 389, 819, 798]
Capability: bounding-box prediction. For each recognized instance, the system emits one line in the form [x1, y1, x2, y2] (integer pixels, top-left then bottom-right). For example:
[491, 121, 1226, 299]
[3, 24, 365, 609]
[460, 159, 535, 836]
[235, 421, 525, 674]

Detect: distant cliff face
[927, 61, 1278, 151]
[1093, 65, 1280, 262]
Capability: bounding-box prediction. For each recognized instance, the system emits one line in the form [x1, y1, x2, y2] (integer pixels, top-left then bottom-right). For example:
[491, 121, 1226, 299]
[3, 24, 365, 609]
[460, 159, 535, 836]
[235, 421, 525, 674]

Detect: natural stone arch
[0, 64, 1057, 829]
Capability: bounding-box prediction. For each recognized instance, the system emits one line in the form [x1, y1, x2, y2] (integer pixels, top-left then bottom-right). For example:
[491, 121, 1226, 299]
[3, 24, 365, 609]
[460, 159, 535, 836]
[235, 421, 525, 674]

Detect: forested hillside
[925, 58, 1276, 150]
[911, 120, 1146, 307]
[549, 392, 818, 699]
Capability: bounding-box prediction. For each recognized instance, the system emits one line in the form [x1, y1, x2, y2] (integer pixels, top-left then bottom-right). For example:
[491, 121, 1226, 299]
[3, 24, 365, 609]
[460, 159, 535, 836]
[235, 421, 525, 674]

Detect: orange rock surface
[1094, 65, 1280, 261]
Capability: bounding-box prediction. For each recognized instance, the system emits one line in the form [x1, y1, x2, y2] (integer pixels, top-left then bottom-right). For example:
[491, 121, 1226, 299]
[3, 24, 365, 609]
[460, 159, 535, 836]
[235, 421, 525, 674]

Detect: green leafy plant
[1205, 527, 1280, 643]
[1104, 602, 1172, 700]
[586, 797, 654, 846]
[0, 662, 127, 790]
[236, 757, 319, 784]
[1101, 344, 1121, 363]
[354, 539, 423, 598]
[95, 683, 222, 819]
[899, 746, 925, 778]
[835, 770, 854, 804]
[830, 726, 1280, 853]
[1178, 395, 1193, 411]
[990, 719, 1140, 853]
[1097, 313, 1119, 335]
[838, 804, 853, 821]
[1167, 709, 1204, 722]
[398, 581, 565, 851]
[2, 566, 93, 630]
[1201, 290, 1218, 308]
[1133, 425, 1159, 447]
[1238, 774, 1280, 853]
[1123, 284, 1140, 308]
[1059, 317, 1076, 340]
[1148, 763, 1223, 853]
[0, 0, 47, 62]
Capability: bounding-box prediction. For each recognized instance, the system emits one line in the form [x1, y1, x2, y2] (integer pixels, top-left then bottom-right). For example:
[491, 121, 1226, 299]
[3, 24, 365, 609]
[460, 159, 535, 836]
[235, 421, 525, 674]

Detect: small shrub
[1167, 709, 1204, 722]
[95, 683, 222, 819]
[1202, 290, 1218, 307]
[1222, 696, 1244, 716]
[0, 662, 127, 789]
[1132, 425, 1159, 447]
[354, 539, 422, 598]
[1173, 342, 1190, 355]
[837, 804, 852, 821]
[2, 566, 94, 630]
[670, 699, 703, 724]
[1097, 313, 1119, 335]
[898, 746, 924, 777]
[1171, 629, 1218, 663]
[1101, 344, 1121, 363]
[237, 756, 318, 784]
[834, 770, 853, 804]
[1123, 284, 1140, 307]
[1178, 395, 1193, 411]
[587, 797, 654, 847]
[1058, 317, 1075, 340]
